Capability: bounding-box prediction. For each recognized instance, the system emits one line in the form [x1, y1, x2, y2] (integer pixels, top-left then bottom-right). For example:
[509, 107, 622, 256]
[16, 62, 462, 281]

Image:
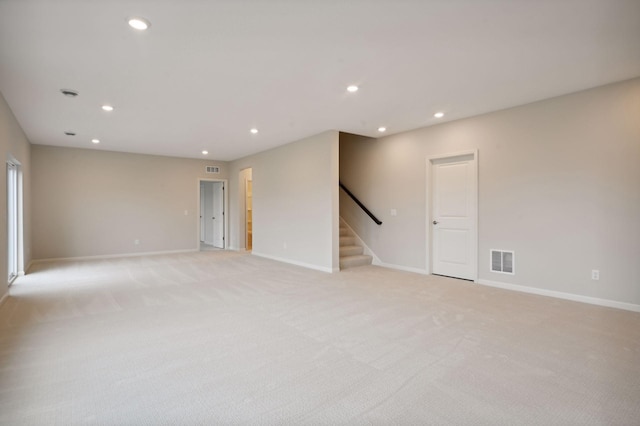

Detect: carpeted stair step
[339, 220, 372, 269]
[340, 245, 363, 257]
[340, 236, 356, 246]
[340, 254, 373, 269]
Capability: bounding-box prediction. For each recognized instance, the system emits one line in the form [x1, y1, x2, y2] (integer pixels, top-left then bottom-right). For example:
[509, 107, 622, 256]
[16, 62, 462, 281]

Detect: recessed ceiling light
[250, 128, 258, 134]
[91, 139, 100, 144]
[128, 17, 150, 31]
[102, 105, 114, 112]
[347, 85, 359, 93]
[202, 150, 208, 155]
[64, 131, 76, 136]
[434, 112, 445, 118]
[378, 127, 387, 133]
[60, 89, 79, 97]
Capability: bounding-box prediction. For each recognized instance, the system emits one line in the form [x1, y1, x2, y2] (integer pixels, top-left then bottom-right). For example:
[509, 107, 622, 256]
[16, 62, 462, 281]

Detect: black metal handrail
[339, 181, 382, 225]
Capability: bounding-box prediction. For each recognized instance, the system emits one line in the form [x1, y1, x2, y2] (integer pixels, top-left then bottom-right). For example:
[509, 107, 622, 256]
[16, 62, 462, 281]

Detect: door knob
[433, 220, 439, 225]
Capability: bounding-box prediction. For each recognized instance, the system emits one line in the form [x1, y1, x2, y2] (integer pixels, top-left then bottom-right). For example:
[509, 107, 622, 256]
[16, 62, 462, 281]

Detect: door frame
[7, 160, 19, 284]
[425, 149, 478, 281]
[6, 156, 25, 282]
[196, 178, 228, 250]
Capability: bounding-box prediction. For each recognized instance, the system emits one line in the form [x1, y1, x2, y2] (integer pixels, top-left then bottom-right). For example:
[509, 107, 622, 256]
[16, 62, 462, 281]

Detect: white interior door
[203, 182, 214, 245]
[212, 182, 224, 248]
[430, 153, 477, 280]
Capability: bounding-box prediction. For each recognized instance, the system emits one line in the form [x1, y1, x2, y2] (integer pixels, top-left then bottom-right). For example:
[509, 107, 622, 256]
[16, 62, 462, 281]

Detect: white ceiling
[1, 0, 639, 161]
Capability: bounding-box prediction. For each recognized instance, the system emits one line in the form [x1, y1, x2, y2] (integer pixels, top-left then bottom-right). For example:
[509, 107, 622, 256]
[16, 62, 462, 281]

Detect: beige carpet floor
[1, 251, 639, 425]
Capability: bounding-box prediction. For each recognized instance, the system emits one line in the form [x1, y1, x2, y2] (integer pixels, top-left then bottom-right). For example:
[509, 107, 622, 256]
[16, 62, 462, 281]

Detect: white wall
[0, 92, 31, 301]
[32, 145, 228, 259]
[229, 131, 340, 272]
[340, 78, 640, 306]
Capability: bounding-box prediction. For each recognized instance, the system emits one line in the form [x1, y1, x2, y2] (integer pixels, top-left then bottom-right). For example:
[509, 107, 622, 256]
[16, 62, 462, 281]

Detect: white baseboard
[477, 279, 640, 313]
[226, 246, 251, 253]
[20, 260, 34, 275]
[376, 262, 429, 275]
[0, 291, 8, 307]
[251, 251, 337, 273]
[31, 248, 199, 264]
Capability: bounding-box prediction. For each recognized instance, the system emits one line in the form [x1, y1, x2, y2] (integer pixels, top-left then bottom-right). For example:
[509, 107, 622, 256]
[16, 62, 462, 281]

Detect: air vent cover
[491, 249, 514, 274]
[206, 166, 220, 174]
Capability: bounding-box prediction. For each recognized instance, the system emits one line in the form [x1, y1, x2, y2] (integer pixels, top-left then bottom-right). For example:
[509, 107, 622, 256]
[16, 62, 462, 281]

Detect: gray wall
[31, 130, 341, 273]
[32, 145, 228, 259]
[340, 78, 640, 306]
[0, 92, 31, 300]
[229, 131, 340, 272]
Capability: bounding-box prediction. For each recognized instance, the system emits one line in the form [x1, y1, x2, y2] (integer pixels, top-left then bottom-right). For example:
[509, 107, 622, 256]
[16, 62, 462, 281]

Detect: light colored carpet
[1, 251, 639, 425]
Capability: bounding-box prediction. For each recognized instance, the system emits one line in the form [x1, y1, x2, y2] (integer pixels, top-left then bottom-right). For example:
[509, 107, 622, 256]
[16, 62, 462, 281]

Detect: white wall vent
[206, 166, 220, 174]
[490, 249, 514, 274]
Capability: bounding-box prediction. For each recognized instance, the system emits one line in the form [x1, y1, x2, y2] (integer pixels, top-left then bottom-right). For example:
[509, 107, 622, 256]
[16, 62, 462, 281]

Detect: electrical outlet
[134, 239, 140, 245]
[591, 269, 599, 280]
[283, 242, 287, 249]
[390, 209, 397, 216]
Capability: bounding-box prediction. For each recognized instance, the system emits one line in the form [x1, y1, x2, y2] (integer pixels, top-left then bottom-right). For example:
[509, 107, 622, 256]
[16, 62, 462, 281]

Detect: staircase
[339, 222, 372, 269]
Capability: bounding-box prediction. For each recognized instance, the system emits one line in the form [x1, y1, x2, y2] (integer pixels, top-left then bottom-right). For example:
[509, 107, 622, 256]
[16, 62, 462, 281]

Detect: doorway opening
[7, 160, 22, 285]
[246, 178, 252, 251]
[426, 150, 478, 281]
[198, 179, 227, 251]
[239, 168, 253, 251]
